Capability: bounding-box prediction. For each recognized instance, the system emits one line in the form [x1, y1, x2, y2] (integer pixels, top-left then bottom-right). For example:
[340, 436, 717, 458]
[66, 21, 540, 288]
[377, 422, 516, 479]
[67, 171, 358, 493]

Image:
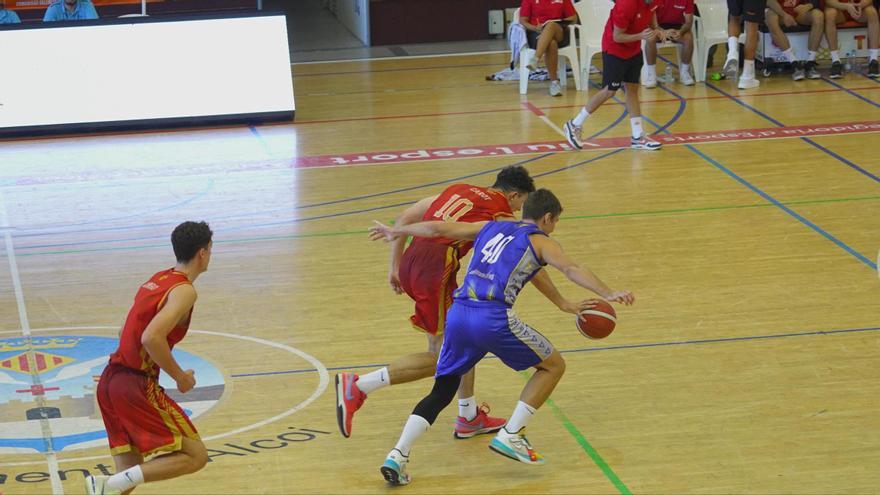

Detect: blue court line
[703, 81, 880, 184]
[821, 77, 880, 108]
[229, 325, 880, 378]
[249, 125, 276, 159]
[654, 83, 877, 270]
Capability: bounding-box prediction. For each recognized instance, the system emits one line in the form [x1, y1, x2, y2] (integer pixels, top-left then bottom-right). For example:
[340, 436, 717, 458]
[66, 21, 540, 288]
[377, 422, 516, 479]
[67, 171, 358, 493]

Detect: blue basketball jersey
[454, 221, 547, 307]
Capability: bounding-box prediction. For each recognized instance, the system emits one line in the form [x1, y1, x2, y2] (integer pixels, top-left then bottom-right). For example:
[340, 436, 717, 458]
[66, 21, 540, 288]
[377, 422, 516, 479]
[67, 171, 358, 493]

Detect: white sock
[743, 59, 756, 79]
[727, 36, 739, 60]
[831, 50, 841, 63]
[356, 367, 390, 395]
[505, 401, 537, 433]
[782, 48, 796, 63]
[458, 396, 477, 421]
[394, 415, 430, 456]
[630, 116, 644, 140]
[572, 108, 589, 127]
[106, 465, 144, 493]
[646, 63, 657, 75]
[870, 49, 879, 61]
[808, 50, 817, 62]
[681, 63, 691, 74]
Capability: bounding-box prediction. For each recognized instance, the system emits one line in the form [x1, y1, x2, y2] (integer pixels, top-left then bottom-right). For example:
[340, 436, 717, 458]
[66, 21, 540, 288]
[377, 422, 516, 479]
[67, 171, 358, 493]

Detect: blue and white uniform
[436, 221, 555, 377]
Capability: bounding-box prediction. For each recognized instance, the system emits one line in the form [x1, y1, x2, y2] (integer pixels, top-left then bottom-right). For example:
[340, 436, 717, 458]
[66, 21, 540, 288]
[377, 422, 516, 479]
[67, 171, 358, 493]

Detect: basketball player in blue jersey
[368, 189, 634, 485]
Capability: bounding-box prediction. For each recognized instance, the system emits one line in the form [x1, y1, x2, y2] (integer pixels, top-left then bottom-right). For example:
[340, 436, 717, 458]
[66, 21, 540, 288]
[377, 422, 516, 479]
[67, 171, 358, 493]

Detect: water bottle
[844, 50, 854, 72]
[664, 64, 675, 83]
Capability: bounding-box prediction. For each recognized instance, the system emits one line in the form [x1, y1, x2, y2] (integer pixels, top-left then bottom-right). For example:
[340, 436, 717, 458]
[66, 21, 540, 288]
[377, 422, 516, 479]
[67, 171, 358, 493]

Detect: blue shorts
[436, 300, 555, 377]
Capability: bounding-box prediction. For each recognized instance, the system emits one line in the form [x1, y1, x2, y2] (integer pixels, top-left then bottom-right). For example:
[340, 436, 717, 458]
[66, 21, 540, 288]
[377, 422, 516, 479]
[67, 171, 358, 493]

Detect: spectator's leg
[799, 8, 824, 53]
[547, 40, 561, 82]
[825, 8, 839, 52]
[680, 31, 694, 64]
[744, 20, 759, 62]
[766, 11, 791, 52]
[865, 7, 879, 50]
[535, 23, 563, 65]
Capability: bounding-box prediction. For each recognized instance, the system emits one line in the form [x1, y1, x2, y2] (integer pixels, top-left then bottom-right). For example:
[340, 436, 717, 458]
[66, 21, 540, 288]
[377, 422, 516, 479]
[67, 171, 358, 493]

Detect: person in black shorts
[724, 0, 767, 88]
[519, 0, 579, 96]
[563, 0, 673, 151]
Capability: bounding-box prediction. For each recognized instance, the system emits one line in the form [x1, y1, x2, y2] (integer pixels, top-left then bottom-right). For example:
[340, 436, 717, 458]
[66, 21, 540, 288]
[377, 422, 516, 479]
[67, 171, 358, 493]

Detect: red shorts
[399, 241, 461, 336]
[97, 364, 199, 457]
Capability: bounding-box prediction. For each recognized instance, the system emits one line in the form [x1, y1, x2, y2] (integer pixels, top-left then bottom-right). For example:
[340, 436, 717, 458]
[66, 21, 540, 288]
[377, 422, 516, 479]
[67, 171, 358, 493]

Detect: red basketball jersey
[109, 269, 194, 379]
[413, 184, 513, 256]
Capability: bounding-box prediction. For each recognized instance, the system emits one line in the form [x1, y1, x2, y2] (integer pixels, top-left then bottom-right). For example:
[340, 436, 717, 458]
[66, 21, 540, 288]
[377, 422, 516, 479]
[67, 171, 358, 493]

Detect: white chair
[515, 7, 582, 95]
[574, 0, 614, 91]
[693, 0, 738, 82]
[640, 39, 684, 84]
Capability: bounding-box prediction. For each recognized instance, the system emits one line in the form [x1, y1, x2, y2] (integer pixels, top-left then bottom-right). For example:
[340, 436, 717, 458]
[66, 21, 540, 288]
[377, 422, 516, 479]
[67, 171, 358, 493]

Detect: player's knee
[184, 441, 208, 473]
[811, 9, 824, 22]
[540, 351, 566, 376]
[824, 9, 836, 24]
[865, 6, 878, 19]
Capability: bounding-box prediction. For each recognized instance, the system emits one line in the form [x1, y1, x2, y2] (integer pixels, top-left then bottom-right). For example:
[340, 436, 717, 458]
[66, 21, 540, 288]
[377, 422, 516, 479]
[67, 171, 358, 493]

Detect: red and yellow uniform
[96, 269, 199, 457]
[399, 184, 513, 335]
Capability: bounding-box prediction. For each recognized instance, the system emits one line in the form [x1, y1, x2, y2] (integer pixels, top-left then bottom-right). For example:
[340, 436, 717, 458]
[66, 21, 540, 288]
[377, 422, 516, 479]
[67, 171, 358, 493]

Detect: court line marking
[230, 325, 880, 377]
[653, 83, 877, 271]
[0, 193, 64, 493]
[291, 49, 508, 66]
[523, 101, 600, 147]
[11, 193, 880, 258]
[703, 82, 880, 184]
[0, 326, 329, 468]
[821, 76, 880, 108]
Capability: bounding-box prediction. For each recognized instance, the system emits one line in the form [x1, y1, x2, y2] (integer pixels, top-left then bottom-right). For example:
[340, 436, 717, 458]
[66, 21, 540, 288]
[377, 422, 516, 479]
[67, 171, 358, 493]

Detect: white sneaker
[489, 427, 546, 465]
[680, 69, 695, 86]
[380, 449, 411, 485]
[564, 120, 583, 150]
[85, 476, 120, 495]
[631, 134, 662, 150]
[737, 76, 760, 89]
[723, 58, 739, 79]
[590, 64, 600, 74]
[642, 70, 658, 88]
[549, 80, 563, 97]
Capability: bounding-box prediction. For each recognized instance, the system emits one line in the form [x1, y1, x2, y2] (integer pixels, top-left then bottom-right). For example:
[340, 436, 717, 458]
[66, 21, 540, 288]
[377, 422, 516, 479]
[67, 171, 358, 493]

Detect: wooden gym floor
[0, 50, 878, 494]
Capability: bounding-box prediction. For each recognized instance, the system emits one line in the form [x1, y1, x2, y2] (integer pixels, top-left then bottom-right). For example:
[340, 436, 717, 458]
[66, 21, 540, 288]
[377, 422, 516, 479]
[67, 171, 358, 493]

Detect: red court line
[522, 101, 546, 117]
[295, 62, 501, 78]
[293, 85, 880, 126]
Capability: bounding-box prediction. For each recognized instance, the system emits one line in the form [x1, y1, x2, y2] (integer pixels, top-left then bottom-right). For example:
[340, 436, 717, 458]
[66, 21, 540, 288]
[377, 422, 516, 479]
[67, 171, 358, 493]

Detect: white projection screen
[0, 13, 295, 137]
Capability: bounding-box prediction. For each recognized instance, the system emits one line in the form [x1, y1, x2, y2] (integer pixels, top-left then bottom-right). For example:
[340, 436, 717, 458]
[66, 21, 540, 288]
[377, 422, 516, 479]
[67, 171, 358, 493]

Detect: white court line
[0, 192, 64, 494]
[535, 111, 600, 148]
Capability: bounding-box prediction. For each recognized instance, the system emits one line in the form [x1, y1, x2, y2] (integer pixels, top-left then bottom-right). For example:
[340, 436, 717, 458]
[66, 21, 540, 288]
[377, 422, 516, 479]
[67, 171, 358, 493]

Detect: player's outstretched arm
[370, 220, 487, 242]
[530, 268, 600, 319]
[532, 235, 634, 305]
[141, 284, 198, 393]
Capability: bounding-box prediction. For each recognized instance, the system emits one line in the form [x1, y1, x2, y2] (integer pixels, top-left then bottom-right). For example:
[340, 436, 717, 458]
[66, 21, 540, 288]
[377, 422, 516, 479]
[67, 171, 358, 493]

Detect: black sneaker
[869, 59, 879, 78]
[804, 61, 821, 79]
[830, 61, 843, 79]
[792, 61, 805, 81]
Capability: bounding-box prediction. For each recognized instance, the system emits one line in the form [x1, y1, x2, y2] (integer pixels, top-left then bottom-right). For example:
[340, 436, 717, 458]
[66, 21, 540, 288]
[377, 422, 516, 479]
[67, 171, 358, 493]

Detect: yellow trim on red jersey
[156, 281, 190, 312]
[435, 246, 460, 337]
[109, 444, 133, 455]
[142, 379, 184, 456]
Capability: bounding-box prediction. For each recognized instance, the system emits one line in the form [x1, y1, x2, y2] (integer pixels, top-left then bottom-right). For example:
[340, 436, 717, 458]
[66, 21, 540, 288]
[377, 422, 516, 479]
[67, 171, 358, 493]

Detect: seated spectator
[765, 0, 824, 80]
[43, 0, 98, 22]
[643, 0, 696, 87]
[519, 0, 579, 97]
[0, 0, 21, 24]
[824, 0, 878, 77]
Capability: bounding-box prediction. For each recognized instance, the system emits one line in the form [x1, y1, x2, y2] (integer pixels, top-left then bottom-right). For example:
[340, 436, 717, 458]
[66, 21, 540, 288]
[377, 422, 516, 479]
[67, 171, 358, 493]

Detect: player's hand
[562, 299, 600, 321]
[667, 29, 681, 40]
[176, 369, 196, 394]
[782, 13, 797, 27]
[369, 221, 400, 242]
[388, 268, 404, 295]
[605, 290, 635, 305]
[640, 28, 656, 40]
[847, 3, 860, 18]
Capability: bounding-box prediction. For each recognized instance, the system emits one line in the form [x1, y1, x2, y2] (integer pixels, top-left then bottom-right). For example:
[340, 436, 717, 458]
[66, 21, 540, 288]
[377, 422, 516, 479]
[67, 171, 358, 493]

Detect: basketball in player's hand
[576, 300, 617, 339]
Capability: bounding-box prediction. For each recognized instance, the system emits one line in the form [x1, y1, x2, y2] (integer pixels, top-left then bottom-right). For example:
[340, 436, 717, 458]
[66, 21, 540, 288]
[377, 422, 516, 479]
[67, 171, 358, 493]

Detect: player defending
[368, 189, 634, 485]
[723, 0, 766, 88]
[335, 166, 535, 440]
[85, 221, 213, 495]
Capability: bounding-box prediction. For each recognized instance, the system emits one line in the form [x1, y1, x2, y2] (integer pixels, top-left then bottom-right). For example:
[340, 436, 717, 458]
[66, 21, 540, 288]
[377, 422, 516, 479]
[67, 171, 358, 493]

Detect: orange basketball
[576, 300, 617, 339]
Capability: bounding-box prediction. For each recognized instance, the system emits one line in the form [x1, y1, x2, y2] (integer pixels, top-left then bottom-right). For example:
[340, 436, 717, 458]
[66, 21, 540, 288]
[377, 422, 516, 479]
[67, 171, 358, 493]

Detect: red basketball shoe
[335, 372, 366, 438]
[453, 403, 506, 439]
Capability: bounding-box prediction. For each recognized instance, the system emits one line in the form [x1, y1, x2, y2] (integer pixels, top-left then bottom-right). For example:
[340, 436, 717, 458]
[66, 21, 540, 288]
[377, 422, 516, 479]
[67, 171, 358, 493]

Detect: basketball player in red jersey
[336, 166, 535, 439]
[85, 221, 213, 495]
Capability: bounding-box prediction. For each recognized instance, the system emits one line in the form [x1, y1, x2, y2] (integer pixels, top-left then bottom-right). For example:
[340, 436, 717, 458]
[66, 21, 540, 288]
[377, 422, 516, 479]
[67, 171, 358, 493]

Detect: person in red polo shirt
[563, 0, 672, 151]
[519, 0, 579, 96]
[765, 0, 823, 80]
[824, 0, 879, 77]
[643, 0, 696, 87]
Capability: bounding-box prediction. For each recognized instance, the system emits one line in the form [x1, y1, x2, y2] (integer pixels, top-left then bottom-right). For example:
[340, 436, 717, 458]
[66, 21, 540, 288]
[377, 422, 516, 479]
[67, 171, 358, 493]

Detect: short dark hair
[171, 221, 213, 263]
[492, 165, 535, 194]
[522, 189, 563, 221]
